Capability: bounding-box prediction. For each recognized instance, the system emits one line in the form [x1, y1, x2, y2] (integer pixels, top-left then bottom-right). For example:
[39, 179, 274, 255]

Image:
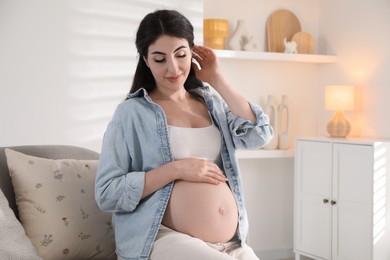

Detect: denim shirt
[95, 86, 273, 260]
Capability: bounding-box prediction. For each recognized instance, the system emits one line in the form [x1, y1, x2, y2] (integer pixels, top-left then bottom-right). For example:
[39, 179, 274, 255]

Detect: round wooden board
[267, 9, 301, 52]
[292, 32, 315, 54]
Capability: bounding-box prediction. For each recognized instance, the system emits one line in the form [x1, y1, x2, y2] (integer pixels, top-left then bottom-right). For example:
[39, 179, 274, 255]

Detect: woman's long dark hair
[129, 9, 203, 94]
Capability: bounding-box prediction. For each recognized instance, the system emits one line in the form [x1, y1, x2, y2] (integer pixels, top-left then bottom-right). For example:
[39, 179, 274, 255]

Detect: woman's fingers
[194, 44, 213, 54]
[204, 176, 222, 185]
[195, 160, 226, 184]
[209, 164, 226, 178]
[193, 45, 214, 61]
[206, 162, 228, 183]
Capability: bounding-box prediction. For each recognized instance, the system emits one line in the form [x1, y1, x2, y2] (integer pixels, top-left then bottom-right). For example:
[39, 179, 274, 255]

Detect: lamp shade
[325, 85, 354, 111]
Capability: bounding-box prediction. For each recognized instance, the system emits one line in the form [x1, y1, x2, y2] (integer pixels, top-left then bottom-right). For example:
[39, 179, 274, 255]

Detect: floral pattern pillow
[5, 148, 116, 260]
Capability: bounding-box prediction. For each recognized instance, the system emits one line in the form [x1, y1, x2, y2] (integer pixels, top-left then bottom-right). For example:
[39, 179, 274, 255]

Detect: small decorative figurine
[283, 38, 298, 54]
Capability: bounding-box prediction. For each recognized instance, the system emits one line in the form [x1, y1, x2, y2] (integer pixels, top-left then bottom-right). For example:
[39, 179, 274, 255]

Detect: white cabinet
[294, 137, 390, 260]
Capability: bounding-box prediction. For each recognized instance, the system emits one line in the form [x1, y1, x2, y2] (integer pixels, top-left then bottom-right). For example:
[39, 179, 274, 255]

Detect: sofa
[0, 145, 117, 260]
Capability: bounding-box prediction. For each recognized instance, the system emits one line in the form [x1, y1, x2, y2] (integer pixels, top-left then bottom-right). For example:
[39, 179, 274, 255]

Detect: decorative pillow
[0, 188, 43, 260]
[5, 149, 116, 260]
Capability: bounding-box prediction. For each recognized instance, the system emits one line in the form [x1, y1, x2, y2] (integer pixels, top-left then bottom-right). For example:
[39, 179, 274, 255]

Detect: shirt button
[234, 186, 239, 193]
[239, 216, 244, 221]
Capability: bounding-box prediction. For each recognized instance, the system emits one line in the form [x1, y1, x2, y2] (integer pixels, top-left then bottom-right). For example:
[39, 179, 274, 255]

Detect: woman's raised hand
[191, 45, 221, 84]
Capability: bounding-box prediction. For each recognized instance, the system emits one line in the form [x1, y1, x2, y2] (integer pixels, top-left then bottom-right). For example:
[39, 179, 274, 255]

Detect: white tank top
[168, 123, 221, 162]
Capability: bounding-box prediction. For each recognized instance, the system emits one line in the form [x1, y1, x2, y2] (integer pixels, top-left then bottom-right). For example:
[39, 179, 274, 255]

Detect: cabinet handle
[323, 199, 329, 204]
[331, 200, 337, 205]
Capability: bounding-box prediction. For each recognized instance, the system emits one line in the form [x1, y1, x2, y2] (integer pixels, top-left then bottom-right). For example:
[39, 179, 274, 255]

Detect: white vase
[226, 20, 248, 51]
[278, 95, 291, 150]
[242, 36, 262, 51]
[263, 95, 279, 150]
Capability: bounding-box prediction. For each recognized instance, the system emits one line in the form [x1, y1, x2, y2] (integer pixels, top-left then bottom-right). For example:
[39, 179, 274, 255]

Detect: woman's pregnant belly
[162, 180, 238, 243]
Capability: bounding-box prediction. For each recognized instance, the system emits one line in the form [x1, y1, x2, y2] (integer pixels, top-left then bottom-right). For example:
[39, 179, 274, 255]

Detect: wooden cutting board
[292, 32, 315, 54]
[267, 9, 301, 52]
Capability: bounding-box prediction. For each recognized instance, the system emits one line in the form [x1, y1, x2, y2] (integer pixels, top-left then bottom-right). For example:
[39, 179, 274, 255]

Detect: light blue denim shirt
[95, 85, 273, 260]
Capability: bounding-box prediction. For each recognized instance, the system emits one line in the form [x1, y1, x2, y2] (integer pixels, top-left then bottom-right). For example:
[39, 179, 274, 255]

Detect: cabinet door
[295, 140, 332, 259]
[332, 143, 373, 260]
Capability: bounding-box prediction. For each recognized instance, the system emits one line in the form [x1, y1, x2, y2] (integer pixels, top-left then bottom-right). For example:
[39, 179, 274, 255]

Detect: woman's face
[144, 35, 192, 92]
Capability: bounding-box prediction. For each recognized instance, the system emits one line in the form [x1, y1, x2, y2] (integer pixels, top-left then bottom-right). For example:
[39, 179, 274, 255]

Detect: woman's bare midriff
[162, 180, 238, 243]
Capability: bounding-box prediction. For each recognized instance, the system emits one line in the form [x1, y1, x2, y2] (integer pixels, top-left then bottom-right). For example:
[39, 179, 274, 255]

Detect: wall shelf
[236, 149, 295, 159]
[215, 50, 337, 64]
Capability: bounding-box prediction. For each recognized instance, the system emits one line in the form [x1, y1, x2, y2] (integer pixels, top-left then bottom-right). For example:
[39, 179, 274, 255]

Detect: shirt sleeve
[224, 98, 274, 149]
[95, 110, 145, 213]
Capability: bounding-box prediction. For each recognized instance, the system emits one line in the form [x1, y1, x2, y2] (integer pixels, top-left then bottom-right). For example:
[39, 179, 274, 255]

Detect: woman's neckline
[168, 123, 214, 129]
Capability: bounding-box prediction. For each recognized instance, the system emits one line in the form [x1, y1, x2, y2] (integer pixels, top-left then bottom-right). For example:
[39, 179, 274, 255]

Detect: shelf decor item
[283, 38, 297, 54]
[278, 95, 291, 149]
[266, 9, 301, 53]
[242, 36, 262, 51]
[292, 31, 315, 54]
[263, 95, 279, 149]
[226, 19, 253, 51]
[203, 19, 229, 50]
[325, 85, 355, 138]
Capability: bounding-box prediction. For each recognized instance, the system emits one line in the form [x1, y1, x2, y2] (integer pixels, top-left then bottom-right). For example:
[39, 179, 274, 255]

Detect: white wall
[0, 0, 203, 151]
[240, 158, 295, 259]
[317, 0, 390, 139]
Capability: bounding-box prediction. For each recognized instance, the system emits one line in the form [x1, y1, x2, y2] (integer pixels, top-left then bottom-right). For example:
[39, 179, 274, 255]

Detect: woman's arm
[192, 45, 274, 149]
[192, 45, 256, 122]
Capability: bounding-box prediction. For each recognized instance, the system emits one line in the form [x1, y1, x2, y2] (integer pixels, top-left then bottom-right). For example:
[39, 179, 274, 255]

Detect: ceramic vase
[242, 36, 262, 51]
[278, 95, 291, 150]
[263, 95, 279, 150]
[226, 19, 248, 50]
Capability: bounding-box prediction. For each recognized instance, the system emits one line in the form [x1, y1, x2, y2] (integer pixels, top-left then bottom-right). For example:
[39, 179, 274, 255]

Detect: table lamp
[325, 85, 355, 138]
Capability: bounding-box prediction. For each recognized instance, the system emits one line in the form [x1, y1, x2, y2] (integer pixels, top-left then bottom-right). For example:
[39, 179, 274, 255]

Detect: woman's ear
[143, 56, 149, 67]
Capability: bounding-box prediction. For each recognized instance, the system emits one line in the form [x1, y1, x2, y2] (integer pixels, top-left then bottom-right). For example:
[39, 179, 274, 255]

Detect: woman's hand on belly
[141, 158, 226, 200]
[172, 158, 227, 185]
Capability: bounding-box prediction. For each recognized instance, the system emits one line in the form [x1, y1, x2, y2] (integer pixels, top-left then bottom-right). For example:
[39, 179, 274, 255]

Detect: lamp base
[327, 111, 351, 138]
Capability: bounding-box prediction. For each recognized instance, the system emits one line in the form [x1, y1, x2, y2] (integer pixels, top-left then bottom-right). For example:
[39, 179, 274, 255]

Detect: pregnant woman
[95, 9, 273, 260]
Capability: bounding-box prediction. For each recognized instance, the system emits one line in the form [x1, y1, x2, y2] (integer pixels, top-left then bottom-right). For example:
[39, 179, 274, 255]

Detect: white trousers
[149, 225, 260, 260]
